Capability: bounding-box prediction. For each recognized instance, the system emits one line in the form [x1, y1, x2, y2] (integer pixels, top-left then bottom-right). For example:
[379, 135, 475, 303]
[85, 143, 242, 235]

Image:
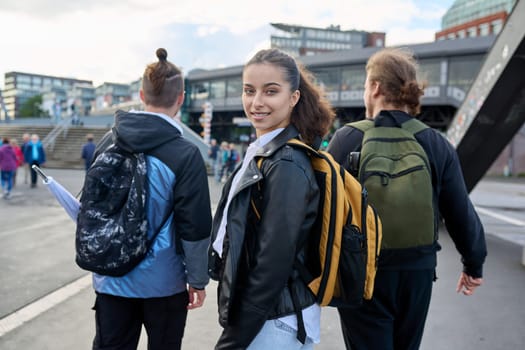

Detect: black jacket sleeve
[171, 145, 212, 288]
[424, 132, 487, 277]
[326, 125, 363, 171]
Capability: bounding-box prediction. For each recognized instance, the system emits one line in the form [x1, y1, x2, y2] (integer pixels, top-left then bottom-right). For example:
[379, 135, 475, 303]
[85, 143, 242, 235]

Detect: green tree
[19, 94, 44, 118]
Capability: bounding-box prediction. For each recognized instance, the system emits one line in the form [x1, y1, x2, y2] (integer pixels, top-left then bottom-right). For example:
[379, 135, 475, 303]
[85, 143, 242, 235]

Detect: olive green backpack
[348, 117, 436, 250]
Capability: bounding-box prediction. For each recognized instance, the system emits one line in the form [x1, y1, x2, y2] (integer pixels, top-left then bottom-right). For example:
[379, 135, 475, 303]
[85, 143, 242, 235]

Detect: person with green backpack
[327, 47, 487, 350]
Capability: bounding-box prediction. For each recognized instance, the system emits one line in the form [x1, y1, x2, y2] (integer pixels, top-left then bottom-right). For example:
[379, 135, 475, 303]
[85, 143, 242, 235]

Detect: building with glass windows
[69, 83, 96, 116]
[270, 23, 385, 57]
[435, 0, 517, 40]
[94, 82, 132, 111]
[185, 36, 495, 143]
[129, 79, 141, 101]
[1, 72, 139, 121]
[1, 71, 92, 120]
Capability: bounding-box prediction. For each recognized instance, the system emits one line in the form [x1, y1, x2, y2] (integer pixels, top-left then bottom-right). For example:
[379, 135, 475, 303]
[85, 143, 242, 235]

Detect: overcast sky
[0, 0, 455, 88]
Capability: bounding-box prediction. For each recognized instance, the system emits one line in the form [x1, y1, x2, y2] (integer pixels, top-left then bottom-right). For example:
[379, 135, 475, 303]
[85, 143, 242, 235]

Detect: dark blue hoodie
[93, 110, 212, 297]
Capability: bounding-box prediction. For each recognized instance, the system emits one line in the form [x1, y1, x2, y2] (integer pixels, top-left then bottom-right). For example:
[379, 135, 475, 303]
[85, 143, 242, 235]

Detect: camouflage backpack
[75, 144, 150, 276]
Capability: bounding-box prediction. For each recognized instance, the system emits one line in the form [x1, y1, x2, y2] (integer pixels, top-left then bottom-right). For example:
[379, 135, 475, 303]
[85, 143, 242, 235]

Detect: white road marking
[0, 274, 91, 337]
[476, 206, 525, 226]
[1, 215, 71, 238]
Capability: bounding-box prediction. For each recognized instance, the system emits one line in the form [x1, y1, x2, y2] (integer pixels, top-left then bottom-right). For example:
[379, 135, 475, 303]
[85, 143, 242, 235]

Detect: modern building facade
[94, 82, 132, 110]
[185, 36, 495, 145]
[0, 72, 141, 121]
[41, 87, 68, 121]
[270, 23, 385, 57]
[1, 71, 92, 120]
[435, 0, 517, 40]
[41, 83, 97, 120]
[129, 78, 142, 101]
[68, 83, 96, 116]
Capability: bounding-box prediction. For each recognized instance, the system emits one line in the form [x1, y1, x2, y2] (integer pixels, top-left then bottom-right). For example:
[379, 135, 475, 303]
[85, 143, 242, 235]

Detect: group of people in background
[0, 131, 98, 200]
[208, 138, 240, 183]
[0, 132, 46, 198]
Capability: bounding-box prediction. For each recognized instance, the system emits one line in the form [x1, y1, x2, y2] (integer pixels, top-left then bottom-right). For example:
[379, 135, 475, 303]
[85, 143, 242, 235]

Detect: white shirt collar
[253, 128, 285, 148]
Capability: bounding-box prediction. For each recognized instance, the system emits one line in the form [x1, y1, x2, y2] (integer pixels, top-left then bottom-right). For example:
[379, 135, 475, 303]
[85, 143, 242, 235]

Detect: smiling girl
[209, 48, 335, 349]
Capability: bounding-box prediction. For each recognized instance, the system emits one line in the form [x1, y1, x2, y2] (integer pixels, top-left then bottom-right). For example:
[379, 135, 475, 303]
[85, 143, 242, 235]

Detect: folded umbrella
[32, 165, 80, 221]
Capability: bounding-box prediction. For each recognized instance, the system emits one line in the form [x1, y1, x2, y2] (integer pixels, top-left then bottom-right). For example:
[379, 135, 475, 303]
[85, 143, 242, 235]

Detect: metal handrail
[42, 117, 72, 151]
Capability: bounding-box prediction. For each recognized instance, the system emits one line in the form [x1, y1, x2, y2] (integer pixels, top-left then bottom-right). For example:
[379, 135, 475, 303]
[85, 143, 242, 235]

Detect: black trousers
[29, 161, 40, 185]
[338, 269, 434, 350]
[92, 291, 189, 350]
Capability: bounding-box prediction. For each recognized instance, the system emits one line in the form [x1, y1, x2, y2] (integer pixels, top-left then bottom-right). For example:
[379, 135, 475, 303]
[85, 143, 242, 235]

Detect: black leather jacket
[208, 125, 319, 349]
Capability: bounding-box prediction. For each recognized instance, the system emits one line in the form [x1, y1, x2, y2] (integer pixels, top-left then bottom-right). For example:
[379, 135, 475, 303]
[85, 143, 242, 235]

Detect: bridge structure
[446, 0, 525, 191]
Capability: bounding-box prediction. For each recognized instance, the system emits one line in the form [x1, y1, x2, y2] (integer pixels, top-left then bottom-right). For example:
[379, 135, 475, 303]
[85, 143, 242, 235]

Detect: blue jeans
[1, 170, 14, 192]
[247, 319, 314, 350]
[213, 158, 222, 183]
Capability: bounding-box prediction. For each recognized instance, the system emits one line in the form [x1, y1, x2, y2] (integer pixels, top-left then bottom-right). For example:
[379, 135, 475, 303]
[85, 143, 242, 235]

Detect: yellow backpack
[255, 138, 382, 307]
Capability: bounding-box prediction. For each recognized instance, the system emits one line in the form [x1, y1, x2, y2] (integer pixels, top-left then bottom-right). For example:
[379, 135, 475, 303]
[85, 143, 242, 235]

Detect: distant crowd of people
[0, 130, 99, 200]
[0, 132, 46, 199]
[208, 138, 240, 183]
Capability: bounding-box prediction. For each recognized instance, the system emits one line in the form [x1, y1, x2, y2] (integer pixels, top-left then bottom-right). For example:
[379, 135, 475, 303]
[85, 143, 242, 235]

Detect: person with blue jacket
[23, 133, 46, 188]
[81, 133, 96, 170]
[89, 48, 212, 350]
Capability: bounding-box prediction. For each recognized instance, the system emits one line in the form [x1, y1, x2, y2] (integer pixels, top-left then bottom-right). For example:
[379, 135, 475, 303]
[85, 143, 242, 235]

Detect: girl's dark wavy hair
[244, 49, 335, 146]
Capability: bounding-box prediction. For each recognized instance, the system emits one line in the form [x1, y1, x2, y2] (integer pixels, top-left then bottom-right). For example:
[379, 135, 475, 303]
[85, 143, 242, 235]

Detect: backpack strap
[346, 119, 374, 133]
[342, 120, 374, 171]
[288, 278, 307, 344]
[286, 138, 318, 155]
[250, 138, 317, 218]
[400, 118, 429, 136]
[348, 117, 428, 137]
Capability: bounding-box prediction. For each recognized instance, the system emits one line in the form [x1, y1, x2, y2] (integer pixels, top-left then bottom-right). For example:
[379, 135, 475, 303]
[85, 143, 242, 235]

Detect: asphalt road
[0, 168, 524, 349]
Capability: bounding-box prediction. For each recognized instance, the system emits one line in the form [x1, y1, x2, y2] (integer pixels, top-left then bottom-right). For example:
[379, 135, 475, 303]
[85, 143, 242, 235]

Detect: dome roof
[441, 0, 516, 29]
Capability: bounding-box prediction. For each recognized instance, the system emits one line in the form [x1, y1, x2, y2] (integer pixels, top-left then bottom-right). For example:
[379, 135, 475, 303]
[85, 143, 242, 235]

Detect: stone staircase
[1, 114, 211, 170]
[0, 125, 110, 169]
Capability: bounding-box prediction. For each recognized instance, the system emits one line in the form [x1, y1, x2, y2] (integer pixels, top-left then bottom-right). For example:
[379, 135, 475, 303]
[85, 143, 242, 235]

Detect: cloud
[0, 0, 109, 17]
[0, 0, 454, 88]
[196, 25, 222, 37]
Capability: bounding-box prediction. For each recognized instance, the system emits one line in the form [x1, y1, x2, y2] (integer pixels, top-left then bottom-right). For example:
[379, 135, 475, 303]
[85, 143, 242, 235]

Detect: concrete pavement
[0, 169, 524, 349]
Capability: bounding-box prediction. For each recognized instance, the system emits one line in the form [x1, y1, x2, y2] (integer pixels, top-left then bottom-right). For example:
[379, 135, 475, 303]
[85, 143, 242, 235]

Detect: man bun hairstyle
[156, 48, 168, 61]
[142, 48, 184, 108]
